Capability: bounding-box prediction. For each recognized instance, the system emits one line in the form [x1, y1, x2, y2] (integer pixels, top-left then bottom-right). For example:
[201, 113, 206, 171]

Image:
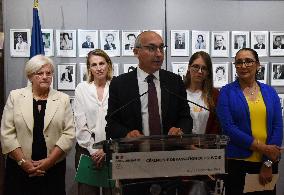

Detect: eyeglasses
[233, 58, 257, 68]
[34, 71, 53, 78]
[190, 64, 208, 73]
[137, 45, 167, 53]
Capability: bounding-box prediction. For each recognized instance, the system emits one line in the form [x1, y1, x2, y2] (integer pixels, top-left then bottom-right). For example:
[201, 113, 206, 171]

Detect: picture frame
[278, 94, 284, 115]
[69, 95, 75, 113]
[79, 63, 87, 83]
[100, 30, 120, 57]
[213, 62, 229, 88]
[42, 29, 54, 57]
[10, 29, 31, 57]
[171, 62, 188, 80]
[270, 31, 284, 56]
[232, 63, 237, 82]
[57, 63, 76, 90]
[56, 30, 77, 57]
[123, 64, 137, 73]
[271, 63, 284, 86]
[211, 31, 229, 57]
[170, 30, 189, 57]
[231, 31, 249, 57]
[250, 31, 268, 57]
[122, 30, 141, 56]
[112, 63, 119, 77]
[191, 30, 210, 54]
[256, 62, 268, 84]
[78, 29, 99, 57]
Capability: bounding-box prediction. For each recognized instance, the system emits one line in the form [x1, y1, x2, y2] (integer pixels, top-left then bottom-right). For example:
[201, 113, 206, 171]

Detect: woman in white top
[184, 51, 220, 135]
[74, 49, 113, 195]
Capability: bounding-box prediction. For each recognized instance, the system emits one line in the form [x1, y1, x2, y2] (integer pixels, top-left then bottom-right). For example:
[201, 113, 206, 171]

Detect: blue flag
[30, 0, 44, 58]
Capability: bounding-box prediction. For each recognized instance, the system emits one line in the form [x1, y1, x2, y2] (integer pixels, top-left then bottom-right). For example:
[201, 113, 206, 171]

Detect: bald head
[134, 31, 163, 48]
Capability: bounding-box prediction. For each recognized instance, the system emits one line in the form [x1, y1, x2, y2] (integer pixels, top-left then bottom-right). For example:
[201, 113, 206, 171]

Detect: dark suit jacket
[104, 43, 116, 50]
[254, 43, 265, 49]
[175, 41, 185, 49]
[125, 44, 134, 50]
[82, 41, 94, 48]
[106, 69, 192, 139]
[273, 44, 284, 49]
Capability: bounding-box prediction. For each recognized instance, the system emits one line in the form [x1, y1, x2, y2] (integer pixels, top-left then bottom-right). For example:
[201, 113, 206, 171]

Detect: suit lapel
[20, 87, 34, 132]
[43, 89, 60, 131]
[129, 70, 142, 127]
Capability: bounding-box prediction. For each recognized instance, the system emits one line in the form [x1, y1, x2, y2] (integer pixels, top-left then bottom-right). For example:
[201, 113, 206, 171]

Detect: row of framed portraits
[50, 62, 284, 91]
[10, 29, 162, 57]
[172, 62, 284, 88]
[10, 29, 284, 58]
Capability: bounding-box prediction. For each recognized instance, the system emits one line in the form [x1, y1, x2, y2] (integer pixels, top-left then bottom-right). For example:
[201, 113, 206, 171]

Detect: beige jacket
[0, 87, 75, 162]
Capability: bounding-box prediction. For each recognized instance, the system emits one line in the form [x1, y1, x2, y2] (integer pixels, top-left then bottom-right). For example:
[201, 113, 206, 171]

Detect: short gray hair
[25, 55, 54, 78]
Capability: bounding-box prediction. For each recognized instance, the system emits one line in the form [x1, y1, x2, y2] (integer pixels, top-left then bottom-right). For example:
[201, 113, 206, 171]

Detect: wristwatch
[263, 160, 273, 168]
[17, 158, 26, 166]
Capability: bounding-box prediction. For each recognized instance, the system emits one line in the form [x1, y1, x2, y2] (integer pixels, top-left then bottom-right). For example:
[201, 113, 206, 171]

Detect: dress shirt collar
[137, 66, 160, 82]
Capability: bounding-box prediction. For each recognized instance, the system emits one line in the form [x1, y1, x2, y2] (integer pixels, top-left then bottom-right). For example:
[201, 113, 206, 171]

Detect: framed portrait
[113, 63, 119, 77]
[171, 62, 188, 80]
[100, 30, 120, 57]
[211, 31, 229, 57]
[0, 32, 4, 49]
[170, 30, 189, 57]
[56, 30, 76, 57]
[213, 63, 229, 88]
[69, 95, 75, 113]
[122, 30, 141, 56]
[232, 63, 237, 82]
[79, 63, 87, 83]
[42, 29, 54, 57]
[231, 31, 249, 57]
[57, 63, 76, 90]
[78, 29, 99, 57]
[256, 62, 268, 84]
[271, 63, 284, 86]
[250, 31, 268, 57]
[143, 30, 163, 38]
[191, 30, 210, 54]
[278, 94, 284, 115]
[270, 31, 284, 56]
[123, 64, 137, 73]
[10, 29, 31, 57]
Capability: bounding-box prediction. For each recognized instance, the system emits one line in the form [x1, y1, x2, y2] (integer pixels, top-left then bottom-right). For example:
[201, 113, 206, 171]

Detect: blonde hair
[86, 49, 113, 83]
[25, 55, 54, 79]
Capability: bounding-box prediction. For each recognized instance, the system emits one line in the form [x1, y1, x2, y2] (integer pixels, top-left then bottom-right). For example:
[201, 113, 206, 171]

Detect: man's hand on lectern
[126, 130, 143, 138]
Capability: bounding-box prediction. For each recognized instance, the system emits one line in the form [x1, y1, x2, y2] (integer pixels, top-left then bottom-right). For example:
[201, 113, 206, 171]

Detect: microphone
[105, 90, 148, 121]
[160, 81, 210, 111]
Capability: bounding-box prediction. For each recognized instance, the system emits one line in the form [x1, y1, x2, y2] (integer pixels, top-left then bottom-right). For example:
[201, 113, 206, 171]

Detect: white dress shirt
[137, 67, 162, 136]
[74, 81, 109, 155]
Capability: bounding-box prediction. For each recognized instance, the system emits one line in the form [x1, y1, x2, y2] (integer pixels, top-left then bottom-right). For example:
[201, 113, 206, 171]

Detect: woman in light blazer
[0, 55, 75, 195]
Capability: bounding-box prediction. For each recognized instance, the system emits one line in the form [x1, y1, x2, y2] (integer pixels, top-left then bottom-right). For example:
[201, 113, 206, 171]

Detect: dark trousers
[225, 159, 278, 195]
[4, 157, 66, 195]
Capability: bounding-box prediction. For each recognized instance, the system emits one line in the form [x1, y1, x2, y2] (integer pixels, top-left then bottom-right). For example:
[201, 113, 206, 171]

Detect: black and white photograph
[123, 64, 137, 73]
[231, 31, 249, 57]
[42, 29, 54, 57]
[10, 29, 31, 57]
[122, 30, 140, 56]
[271, 63, 284, 86]
[100, 30, 120, 57]
[213, 63, 229, 88]
[113, 63, 119, 77]
[191, 30, 210, 54]
[57, 63, 76, 90]
[69, 95, 75, 113]
[278, 94, 284, 115]
[78, 30, 99, 57]
[56, 30, 76, 57]
[211, 31, 229, 57]
[79, 63, 87, 83]
[0, 32, 4, 49]
[232, 63, 237, 82]
[171, 30, 189, 56]
[171, 62, 188, 80]
[256, 62, 268, 84]
[270, 31, 284, 56]
[250, 31, 268, 57]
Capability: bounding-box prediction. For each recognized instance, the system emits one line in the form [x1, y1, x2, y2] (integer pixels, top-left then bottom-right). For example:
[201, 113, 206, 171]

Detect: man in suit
[125, 33, 136, 50]
[234, 35, 246, 49]
[174, 33, 185, 49]
[254, 35, 265, 49]
[273, 65, 284, 79]
[106, 31, 192, 140]
[81, 35, 94, 48]
[214, 35, 226, 50]
[273, 36, 284, 49]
